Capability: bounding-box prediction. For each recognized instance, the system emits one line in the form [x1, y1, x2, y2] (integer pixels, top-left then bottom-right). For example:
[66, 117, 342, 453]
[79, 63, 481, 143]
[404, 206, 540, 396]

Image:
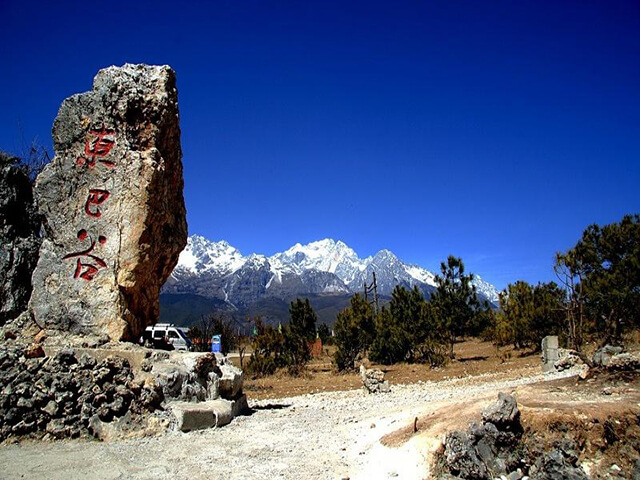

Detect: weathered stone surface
[442, 394, 523, 479]
[219, 361, 244, 399]
[606, 353, 640, 371]
[359, 365, 391, 394]
[541, 336, 559, 372]
[0, 344, 163, 441]
[29, 64, 187, 341]
[168, 395, 248, 432]
[0, 155, 41, 325]
[554, 349, 583, 371]
[444, 430, 489, 479]
[482, 392, 520, 430]
[592, 345, 624, 367]
[150, 351, 245, 403]
[529, 449, 588, 480]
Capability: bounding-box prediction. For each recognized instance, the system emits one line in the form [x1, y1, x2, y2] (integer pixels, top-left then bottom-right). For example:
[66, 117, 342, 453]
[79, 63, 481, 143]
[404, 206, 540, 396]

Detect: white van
[141, 323, 192, 351]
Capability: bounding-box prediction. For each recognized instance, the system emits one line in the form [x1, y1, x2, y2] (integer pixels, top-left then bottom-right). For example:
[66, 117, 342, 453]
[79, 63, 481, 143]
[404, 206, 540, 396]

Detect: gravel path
[0, 367, 577, 480]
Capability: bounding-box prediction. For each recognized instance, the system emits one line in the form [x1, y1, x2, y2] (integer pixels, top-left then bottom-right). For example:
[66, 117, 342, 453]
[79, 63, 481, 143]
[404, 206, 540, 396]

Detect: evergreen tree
[369, 286, 448, 367]
[370, 286, 423, 363]
[494, 281, 565, 349]
[430, 256, 479, 358]
[317, 324, 332, 345]
[333, 293, 375, 371]
[558, 214, 640, 344]
[289, 298, 317, 343]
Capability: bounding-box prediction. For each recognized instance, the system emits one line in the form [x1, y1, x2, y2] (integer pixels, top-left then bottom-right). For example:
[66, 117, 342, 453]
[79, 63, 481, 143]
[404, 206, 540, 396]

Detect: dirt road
[0, 367, 577, 480]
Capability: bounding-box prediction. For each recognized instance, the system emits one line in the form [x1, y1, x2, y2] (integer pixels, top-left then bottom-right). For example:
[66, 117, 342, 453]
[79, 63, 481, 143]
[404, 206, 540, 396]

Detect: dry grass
[232, 338, 543, 400]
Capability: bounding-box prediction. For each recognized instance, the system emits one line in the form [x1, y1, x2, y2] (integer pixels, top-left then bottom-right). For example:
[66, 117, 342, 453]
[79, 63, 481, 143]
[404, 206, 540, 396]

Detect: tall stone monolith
[29, 64, 187, 341]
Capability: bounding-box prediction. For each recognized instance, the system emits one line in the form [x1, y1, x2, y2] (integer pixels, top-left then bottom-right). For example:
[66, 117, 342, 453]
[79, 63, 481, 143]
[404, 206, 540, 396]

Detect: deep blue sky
[1, 1, 639, 289]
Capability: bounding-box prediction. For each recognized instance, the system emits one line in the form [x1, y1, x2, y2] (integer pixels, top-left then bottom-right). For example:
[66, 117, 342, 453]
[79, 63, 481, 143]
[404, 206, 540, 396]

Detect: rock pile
[554, 349, 584, 372]
[0, 344, 162, 441]
[440, 393, 588, 480]
[150, 351, 247, 432]
[359, 365, 390, 394]
[592, 345, 624, 367]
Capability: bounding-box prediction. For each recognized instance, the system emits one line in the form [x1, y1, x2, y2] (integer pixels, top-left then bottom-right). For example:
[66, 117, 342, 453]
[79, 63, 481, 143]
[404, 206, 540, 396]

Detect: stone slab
[168, 395, 248, 432]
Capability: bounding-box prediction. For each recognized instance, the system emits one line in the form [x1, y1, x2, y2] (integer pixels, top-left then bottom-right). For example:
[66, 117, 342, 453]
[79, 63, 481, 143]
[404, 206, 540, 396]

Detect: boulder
[359, 365, 391, 394]
[482, 392, 520, 430]
[444, 430, 488, 479]
[529, 449, 588, 480]
[150, 352, 243, 402]
[592, 345, 624, 367]
[219, 362, 244, 399]
[168, 396, 248, 432]
[442, 394, 523, 479]
[28, 64, 187, 342]
[0, 155, 41, 325]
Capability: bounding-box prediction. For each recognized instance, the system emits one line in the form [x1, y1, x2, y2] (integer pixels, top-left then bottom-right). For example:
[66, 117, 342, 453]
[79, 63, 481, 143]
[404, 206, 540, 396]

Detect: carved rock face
[29, 64, 187, 341]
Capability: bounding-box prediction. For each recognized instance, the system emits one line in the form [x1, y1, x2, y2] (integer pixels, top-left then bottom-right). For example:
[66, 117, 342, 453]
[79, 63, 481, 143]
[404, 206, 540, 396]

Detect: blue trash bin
[211, 335, 221, 353]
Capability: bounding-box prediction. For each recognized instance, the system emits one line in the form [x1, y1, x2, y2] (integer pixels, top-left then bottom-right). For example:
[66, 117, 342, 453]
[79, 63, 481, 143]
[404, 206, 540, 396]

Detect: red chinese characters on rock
[76, 126, 116, 168]
[63, 230, 107, 281]
[84, 189, 110, 218]
[68, 125, 116, 281]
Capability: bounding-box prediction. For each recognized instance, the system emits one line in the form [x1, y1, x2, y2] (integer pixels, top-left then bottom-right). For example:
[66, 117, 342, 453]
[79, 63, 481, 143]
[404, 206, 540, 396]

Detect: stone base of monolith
[28, 64, 187, 341]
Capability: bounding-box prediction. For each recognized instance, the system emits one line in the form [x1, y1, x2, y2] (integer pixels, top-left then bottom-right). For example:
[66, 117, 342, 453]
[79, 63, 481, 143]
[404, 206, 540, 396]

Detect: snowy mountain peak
[176, 235, 245, 275]
[173, 234, 500, 305]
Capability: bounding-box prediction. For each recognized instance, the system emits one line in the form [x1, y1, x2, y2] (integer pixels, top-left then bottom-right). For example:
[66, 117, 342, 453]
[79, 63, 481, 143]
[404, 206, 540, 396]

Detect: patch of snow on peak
[177, 235, 246, 274]
[404, 265, 437, 287]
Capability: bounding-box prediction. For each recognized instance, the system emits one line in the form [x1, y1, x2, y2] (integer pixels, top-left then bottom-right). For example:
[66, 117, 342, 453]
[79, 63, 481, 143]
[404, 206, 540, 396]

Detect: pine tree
[289, 298, 317, 343]
[430, 256, 479, 358]
[333, 293, 375, 371]
[557, 214, 640, 345]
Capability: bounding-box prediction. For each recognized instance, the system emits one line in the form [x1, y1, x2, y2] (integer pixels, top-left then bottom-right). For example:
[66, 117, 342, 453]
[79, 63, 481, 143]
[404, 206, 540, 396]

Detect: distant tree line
[206, 215, 638, 377]
[245, 298, 318, 377]
[333, 255, 492, 371]
[332, 214, 639, 371]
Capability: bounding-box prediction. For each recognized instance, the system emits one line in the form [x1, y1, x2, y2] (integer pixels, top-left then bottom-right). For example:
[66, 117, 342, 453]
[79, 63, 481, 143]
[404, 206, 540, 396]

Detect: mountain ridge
[163, 236, 500, 319]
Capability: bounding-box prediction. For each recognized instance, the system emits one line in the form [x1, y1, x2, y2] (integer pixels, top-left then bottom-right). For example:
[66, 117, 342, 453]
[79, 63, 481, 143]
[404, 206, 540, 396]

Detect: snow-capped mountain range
[163, 235, 500, 311]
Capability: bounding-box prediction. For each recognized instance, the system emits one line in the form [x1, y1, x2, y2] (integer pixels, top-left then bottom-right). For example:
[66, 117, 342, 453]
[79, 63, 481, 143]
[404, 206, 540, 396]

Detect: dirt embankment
[383, 370, 640, 479]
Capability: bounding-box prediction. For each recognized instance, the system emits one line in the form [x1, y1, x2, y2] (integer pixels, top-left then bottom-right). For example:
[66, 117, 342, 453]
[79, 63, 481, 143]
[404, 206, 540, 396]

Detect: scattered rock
[442, 394, 522, 479]
[444, 430, 488, 479]
[529, 449, 588, 480]
[606, 353, 640, 371]
[359, 365, 390, 394]
[592, 345, 624, 367]
[577, 365, 590, 380]
[554, 350, 583, 371]
[0, 344, 162, 441]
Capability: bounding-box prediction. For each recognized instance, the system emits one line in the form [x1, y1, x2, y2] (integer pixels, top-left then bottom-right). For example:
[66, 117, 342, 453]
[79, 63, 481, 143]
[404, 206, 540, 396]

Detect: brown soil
[380, 369, 640, 479]
[235, 339, 544, 400]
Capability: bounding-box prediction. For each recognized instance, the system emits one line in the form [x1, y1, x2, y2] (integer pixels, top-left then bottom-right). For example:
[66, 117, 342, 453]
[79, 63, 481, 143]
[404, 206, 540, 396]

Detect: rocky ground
[0, 367, 584, 480]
